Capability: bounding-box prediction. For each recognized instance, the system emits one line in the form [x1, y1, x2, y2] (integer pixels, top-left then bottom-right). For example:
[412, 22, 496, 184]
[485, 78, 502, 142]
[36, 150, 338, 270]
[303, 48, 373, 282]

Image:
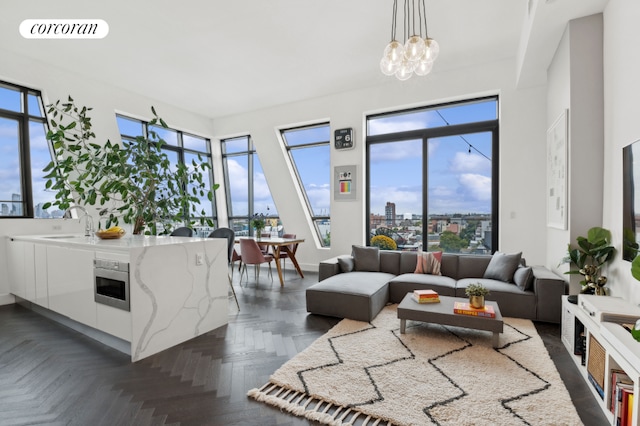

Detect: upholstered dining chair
[239, 238, 274, 284]
[170, 226, 194, 237]
[208, 228, 240, 310]
[277, 233, 299, 272]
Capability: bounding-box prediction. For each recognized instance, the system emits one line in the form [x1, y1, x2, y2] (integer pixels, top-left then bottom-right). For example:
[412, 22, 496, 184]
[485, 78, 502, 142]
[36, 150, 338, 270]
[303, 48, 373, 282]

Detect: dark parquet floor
[0, 267, 607, 425]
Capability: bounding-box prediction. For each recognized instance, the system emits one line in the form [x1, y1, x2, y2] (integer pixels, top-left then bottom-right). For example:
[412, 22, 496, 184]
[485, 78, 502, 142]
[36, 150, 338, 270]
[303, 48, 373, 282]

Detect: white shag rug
[248, 305, 583, 426]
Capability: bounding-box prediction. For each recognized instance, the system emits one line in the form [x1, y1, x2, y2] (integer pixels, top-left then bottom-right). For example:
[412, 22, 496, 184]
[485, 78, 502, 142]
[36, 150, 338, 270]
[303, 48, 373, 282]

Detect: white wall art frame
[547, 109, 568, 230]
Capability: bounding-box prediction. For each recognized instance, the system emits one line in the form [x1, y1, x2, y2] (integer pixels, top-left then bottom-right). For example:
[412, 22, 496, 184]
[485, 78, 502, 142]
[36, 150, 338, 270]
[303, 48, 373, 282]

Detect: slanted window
[116, 114, 217, 235]
[221, 135, 279, 236]
[366, 97, 498, 253]
[281, 123, 331, 246]
[0, 81, 54, 218]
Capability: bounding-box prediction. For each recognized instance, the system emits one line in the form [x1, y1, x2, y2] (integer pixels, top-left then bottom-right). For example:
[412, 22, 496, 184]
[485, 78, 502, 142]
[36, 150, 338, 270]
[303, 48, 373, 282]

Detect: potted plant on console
[465, 283, 490, 309]
[561, 226, 615, 295]
[42, 97, 217, 235]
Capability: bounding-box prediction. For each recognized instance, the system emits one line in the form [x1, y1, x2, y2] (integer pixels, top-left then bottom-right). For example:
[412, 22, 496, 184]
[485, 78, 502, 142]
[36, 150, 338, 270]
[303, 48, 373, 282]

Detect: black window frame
[0, 81, 48, 218]
[365, 96, 499, 252]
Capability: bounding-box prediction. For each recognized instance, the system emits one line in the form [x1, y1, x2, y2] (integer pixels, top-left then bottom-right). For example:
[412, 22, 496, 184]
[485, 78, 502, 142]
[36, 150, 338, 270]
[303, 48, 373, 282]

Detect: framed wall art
[547, 109, 568, 230]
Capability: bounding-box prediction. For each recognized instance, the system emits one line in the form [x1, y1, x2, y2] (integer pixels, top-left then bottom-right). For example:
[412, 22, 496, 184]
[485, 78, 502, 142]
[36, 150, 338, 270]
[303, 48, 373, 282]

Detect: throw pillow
[514, 265, 534, 291]
[337, 256, 354, 273]
[414, 250, 443, 275]
[483, 251, 522, 282]
[352, 245, 380, 272]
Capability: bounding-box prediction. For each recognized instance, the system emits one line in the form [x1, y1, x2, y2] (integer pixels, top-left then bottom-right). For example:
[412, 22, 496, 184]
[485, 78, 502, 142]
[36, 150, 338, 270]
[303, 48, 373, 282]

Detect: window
[281, 123, 331, 246]
[0, 81, 54, 218]
[366, 97, 498, 253]
[221, 135, 278, 236]
[116, 114, 216, 235]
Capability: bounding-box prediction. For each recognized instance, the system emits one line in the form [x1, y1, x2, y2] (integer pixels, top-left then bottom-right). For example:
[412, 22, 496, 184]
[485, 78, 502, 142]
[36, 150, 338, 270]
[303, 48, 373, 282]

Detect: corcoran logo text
[20, 19, 109, 39]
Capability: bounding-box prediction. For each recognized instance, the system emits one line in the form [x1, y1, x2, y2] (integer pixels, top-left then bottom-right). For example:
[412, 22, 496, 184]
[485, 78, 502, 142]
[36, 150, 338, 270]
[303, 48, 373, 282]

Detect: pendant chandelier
[380, 0, 439, 81]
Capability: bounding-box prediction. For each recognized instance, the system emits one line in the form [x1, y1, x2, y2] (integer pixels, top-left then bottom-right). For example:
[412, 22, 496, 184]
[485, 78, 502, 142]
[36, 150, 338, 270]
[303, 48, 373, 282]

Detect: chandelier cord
[391, 0, 398, 41]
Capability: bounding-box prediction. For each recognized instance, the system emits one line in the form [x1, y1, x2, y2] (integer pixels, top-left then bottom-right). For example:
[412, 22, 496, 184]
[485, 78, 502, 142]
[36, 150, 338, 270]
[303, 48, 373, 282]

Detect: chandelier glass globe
[424, 38, 440, 62]
[413, 58, 434, 76]
[395, 59, 415, 81]
[404, 35, 426, 62]
[380, 56, 399, 76]
[383, 40, 405, 65]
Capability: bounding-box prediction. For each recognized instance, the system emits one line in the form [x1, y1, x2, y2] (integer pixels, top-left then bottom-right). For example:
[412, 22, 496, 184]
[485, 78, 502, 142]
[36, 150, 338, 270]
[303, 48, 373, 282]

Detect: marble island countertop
[10, 233, 210, 252]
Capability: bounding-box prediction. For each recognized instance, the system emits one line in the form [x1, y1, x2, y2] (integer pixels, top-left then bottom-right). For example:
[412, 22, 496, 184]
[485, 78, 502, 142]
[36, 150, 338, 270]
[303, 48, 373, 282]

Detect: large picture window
[281, 124, 331, 246]
[221, 135, 278, 236]
[0, 81, 54, 218]
[366, 97, 498, 253]
[116, 114, 216, 234]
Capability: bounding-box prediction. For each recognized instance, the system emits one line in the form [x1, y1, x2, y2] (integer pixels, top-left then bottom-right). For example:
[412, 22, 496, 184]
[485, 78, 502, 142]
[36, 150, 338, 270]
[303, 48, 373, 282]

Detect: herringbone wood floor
[0, 268, 606, 425]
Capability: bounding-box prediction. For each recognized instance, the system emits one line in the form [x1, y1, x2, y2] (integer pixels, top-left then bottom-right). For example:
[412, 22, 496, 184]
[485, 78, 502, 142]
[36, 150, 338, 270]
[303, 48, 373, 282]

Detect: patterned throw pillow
[414, 251, 443, 275]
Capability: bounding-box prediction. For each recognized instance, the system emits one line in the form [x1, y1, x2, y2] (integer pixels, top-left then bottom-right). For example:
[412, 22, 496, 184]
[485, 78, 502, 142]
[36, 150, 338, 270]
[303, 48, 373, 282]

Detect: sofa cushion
[388, 273, 457, 303]
[457, 255, 492, 279]
[352, 245, 380, 272]
[414, 250, 442, 275]
[514, 265, 534, 291]
[306, 271, 393, 322]
[380, 251, 402, 275]
[483, 251, 522, 282]
[337, 256, 354, 273]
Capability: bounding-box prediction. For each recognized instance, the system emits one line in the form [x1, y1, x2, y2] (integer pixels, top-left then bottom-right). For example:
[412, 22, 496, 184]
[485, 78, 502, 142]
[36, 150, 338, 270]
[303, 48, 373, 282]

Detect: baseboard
[16, 297, 131, 356]
[0, 293, 16, 306]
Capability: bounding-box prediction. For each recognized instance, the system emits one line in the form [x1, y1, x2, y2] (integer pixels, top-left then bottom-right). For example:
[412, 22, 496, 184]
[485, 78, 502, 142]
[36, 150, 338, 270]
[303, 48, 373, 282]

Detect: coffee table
[397, 294, 504, 348]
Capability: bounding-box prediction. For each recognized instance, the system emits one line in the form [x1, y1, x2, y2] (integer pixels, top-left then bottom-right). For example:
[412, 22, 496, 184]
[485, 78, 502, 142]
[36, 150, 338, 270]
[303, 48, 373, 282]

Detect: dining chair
[277, 233, 299, 272]
[208, 228, 240, 310]
[170, 226, 194, 237]
[239, 238, 274, 284]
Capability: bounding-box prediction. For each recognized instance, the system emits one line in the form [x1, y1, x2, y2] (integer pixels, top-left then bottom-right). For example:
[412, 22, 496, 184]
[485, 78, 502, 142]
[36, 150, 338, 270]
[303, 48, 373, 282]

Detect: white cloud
[450, 152, 491, 174]
[458, 173, 492, 201]
[370, 139, 422, 163]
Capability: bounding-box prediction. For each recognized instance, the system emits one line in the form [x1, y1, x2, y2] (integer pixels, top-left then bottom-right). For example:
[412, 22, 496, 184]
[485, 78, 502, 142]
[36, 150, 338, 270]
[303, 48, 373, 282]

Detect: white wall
[0, 49, 216, 304]
[214, 58, 549, 271]
[602, 0, 640, 304]
[546, 14, 605, 295]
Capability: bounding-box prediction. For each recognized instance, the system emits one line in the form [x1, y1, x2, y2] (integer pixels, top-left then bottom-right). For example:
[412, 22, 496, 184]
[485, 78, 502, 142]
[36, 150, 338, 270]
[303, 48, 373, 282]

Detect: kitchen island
[7, 233, 229, 361]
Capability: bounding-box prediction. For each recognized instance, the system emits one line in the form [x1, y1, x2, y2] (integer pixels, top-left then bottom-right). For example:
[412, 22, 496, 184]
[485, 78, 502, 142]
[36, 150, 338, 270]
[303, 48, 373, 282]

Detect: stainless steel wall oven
[94, 259, 130, 311]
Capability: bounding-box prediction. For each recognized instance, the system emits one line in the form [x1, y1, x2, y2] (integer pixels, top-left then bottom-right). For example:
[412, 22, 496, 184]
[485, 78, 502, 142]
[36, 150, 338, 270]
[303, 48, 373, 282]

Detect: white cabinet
[562, 296, 640, 425]
[7, 239, 35, 301]
[34, 244, 48, 308]
[47, 245, 96, 328]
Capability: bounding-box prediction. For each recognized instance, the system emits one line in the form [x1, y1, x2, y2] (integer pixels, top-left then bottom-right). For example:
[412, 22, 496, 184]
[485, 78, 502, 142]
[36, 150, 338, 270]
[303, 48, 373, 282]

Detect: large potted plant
[42, 97, 217, 235]
[561, 226, 616, 295]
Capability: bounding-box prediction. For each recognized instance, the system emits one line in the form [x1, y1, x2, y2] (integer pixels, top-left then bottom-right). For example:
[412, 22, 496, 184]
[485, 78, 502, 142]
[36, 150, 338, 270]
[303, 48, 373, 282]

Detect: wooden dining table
[236, 236, 305, 286]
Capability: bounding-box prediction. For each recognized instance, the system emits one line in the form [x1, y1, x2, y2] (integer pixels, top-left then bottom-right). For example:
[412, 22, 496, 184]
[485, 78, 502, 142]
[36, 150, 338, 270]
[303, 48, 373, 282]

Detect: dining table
[236, 236, 305, 286]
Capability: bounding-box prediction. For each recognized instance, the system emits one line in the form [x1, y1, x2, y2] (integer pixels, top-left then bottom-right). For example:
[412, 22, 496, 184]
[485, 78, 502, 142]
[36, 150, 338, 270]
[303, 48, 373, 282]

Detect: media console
[561, 295, 640, 425]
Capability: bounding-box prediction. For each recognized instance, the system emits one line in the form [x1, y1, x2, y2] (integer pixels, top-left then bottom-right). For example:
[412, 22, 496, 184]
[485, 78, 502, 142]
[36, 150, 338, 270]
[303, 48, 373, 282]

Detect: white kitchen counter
[7, 233, 229, 362]
[11, 233, 210, 252]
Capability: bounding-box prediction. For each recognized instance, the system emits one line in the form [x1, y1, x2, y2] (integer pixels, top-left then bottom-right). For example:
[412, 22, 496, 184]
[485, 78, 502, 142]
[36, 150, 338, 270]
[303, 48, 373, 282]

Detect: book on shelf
[453, 302, 495, 318]
[411, 294, 440, 304]
[610, 370, 633, 414]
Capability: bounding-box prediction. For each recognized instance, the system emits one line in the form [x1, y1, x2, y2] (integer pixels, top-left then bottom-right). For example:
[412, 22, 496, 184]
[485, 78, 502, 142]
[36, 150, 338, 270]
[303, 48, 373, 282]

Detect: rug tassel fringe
[248, 386, 360, 426]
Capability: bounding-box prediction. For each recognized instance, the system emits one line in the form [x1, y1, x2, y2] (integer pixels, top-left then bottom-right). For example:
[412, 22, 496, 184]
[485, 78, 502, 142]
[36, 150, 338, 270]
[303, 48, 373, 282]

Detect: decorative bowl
[96, 229, 126, 240]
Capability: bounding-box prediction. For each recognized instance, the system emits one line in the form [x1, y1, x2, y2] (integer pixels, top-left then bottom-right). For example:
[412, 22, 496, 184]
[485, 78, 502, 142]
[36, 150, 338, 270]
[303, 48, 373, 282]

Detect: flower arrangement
[371, 235, 397, 250]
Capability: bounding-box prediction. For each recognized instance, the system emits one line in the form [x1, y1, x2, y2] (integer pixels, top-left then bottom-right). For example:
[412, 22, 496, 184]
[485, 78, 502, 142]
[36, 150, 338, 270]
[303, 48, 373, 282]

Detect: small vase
[469, 295, 485, 309]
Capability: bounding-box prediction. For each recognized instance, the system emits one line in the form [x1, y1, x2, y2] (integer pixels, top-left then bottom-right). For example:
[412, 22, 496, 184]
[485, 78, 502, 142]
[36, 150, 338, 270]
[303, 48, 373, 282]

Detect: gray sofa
[306, 249, 567, 324]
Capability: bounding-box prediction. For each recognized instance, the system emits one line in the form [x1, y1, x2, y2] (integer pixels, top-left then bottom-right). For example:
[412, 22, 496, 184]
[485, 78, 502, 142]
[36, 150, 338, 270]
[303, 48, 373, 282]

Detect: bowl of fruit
[95, 226, 126, 240]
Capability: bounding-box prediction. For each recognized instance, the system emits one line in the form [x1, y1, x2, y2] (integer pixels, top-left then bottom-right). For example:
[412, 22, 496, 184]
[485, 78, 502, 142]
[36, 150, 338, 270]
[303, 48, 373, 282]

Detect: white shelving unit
[562, 295, 640, 426]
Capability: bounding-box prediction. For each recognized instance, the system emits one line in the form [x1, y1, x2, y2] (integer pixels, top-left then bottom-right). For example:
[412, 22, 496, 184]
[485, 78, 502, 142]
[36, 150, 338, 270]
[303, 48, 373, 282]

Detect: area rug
[248, 305, 583, 426]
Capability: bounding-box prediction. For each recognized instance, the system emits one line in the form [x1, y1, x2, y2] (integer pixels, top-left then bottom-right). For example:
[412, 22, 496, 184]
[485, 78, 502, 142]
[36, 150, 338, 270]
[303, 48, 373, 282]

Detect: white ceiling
[0, 0, 609, 119]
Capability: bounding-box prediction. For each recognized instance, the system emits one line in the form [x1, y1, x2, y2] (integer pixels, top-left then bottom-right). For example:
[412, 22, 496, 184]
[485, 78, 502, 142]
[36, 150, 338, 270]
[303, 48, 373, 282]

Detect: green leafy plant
[560, 226, 615, 295]
[465, 283, 490, 297]
[42, 96, 217, 235]
[250, 213, 266, 236]
[371, 235, 397, 250]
